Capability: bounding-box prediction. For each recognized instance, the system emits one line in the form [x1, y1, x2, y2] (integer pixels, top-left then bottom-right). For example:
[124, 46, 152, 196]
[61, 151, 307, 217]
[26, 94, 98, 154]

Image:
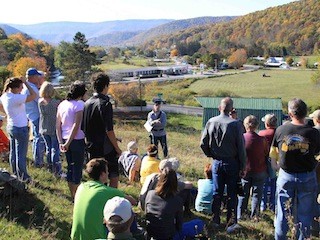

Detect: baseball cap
[309, 110, 320, 120]
[159, 157, 180, 171]
[103, 197, 132, 224]
[26, 68, 41, 76]
[262, 114, 277, 127]
[38, 71, 46, 76]
[127, 141, 138, 151]
[159, 159, 173, 171]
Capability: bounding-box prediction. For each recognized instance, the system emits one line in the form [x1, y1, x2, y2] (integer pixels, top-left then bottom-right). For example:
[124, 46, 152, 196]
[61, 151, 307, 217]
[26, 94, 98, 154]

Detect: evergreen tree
[55, 32, 98, 82]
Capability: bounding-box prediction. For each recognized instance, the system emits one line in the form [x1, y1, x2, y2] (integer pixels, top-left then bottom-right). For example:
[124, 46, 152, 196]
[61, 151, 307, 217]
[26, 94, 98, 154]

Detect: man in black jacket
[82, 73, 122, 188]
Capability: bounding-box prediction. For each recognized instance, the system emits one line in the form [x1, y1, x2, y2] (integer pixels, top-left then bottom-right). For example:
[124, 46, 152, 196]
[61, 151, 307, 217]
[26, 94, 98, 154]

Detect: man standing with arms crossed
[270, 98, 320, 240]
[22, 68, 45, 167]
[82, 73, 122, 188]
[200, 97, 246, 233]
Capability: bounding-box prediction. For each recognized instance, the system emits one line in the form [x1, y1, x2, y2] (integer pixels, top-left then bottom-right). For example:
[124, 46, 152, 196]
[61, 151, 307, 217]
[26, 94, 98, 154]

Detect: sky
[1, 0, 296, 25]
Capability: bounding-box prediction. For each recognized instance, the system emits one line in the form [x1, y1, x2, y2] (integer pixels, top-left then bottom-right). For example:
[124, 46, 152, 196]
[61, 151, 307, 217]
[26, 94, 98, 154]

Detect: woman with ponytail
[56, 81, 87, 199]
[0, 77, 37, 182]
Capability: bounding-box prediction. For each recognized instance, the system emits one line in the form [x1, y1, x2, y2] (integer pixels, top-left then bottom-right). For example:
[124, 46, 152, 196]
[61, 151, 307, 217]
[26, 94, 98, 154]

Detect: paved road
[114, 103, 203, 116]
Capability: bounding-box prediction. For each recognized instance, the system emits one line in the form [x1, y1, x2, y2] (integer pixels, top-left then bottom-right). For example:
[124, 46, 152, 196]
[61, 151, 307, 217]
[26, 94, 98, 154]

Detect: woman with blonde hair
[0, 77, 37, 182]
[237, 115, 269, 220]
[39, 81, 62, 177]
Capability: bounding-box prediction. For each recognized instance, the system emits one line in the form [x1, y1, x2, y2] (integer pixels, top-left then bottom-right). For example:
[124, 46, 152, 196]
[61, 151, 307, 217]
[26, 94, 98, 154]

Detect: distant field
[293, 55, 319, 64]
[190, 69, 320, 109]
[98, 57, 175, 71]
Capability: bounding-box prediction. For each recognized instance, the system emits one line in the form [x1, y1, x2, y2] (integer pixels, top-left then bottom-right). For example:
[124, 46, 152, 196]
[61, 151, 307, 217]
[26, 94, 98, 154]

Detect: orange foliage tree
[170, 49, 179, 57]
[108, 83, 145, 107]
[228, 49, 247, 69]
[7, 56, 47, 76]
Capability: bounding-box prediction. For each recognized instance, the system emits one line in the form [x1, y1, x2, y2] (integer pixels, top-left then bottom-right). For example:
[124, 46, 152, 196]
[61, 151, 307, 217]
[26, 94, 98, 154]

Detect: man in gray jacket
[147, 98, 168, 157]
[200, 97, 246, 233]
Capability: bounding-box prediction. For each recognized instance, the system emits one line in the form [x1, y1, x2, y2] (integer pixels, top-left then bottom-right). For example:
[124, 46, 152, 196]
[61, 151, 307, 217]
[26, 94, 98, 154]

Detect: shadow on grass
[34, 181, 73, 202]
[0, 189, 71, 240]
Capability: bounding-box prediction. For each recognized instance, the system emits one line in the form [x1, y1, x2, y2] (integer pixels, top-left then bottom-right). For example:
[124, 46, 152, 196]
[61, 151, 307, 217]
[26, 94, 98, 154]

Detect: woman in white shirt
[0, 77, 36, 182]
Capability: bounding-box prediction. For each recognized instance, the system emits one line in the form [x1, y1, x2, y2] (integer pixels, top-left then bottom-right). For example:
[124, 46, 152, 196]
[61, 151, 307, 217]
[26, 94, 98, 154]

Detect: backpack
[0, 168, 26, 196]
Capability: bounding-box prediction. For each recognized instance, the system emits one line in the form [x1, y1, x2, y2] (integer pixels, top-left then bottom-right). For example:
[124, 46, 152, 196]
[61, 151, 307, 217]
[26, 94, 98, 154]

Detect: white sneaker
[226, 223, 242, 234]
[59, 173, 67, 179]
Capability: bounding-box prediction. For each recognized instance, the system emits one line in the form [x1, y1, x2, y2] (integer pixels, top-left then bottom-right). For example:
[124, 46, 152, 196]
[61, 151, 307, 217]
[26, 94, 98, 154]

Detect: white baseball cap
[103, 197, 132, 224]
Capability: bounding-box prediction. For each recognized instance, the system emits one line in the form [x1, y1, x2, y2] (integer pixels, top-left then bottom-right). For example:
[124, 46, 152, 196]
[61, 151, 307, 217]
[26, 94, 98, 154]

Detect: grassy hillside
[0, 113, 286, 240]
[142, 69, 320, 111]
[191, 69, 319, 107]
[125, 16, 236, 46]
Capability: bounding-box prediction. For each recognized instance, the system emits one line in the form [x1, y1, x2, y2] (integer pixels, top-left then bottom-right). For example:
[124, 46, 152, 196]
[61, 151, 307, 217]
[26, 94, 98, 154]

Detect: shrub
[109, 83, 146, 106]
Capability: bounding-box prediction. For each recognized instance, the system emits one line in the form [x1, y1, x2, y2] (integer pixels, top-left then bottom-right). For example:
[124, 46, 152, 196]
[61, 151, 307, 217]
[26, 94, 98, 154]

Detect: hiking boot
[226, 223, 242, 234]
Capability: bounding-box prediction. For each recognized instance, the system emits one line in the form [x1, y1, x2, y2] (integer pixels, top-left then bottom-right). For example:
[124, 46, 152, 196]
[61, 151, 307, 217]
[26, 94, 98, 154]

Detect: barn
[196, 97, 283, 130]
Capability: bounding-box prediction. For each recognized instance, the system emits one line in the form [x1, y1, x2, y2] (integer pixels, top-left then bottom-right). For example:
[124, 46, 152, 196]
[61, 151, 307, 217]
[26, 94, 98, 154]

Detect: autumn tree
[228, 49, 247, 69]
[286, 56, 294, 66]
[0, 66, 10, 91]
[55, 32, 98, 82]
[170, 49, 178, 57]
[7, 56, 47, 76]
[108, 83, 145, 107]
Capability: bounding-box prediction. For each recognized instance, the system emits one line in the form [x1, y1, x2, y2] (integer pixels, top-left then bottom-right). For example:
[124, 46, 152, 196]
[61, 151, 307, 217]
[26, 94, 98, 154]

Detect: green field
[190, 69, 320, 108]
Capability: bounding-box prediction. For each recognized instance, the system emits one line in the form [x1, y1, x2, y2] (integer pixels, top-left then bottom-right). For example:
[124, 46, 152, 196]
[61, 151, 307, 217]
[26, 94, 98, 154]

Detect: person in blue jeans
[39, 81, 62, 176]
[21, 68, 45, 167]
[259, 113, 278, 212]
[237, 115, 269, 220]
[270, 98, 320, 240]
[200, 97, 246, 233]
[0, 77, 37, 182]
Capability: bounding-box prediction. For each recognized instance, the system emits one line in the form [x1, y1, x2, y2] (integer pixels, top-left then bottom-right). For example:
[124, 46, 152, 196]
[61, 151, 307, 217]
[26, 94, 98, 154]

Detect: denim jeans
[275, 168, 317, 240]
[65, 139, 85, 184]
[7, 125, 30, 181]
[237, 171, 267, 219]
[150, 134, 168, 157]
[31, 118, 45, 166]
[211, 159, 239, 225]
[43, 134, 61, 174]
[261, 177, 277, 212]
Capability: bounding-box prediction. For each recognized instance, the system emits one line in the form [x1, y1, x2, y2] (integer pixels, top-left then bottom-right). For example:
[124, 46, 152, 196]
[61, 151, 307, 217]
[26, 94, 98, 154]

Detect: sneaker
[226, 223, 242, 234]
[59, 172, 67, 179]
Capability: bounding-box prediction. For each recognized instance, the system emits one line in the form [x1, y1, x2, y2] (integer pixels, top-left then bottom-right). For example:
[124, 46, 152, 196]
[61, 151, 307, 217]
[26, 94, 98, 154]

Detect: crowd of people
[0, 69, 320, 240]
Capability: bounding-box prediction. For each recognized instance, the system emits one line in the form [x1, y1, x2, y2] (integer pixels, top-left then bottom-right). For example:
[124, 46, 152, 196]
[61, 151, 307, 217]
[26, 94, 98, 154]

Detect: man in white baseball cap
[104, 196, 136, 240]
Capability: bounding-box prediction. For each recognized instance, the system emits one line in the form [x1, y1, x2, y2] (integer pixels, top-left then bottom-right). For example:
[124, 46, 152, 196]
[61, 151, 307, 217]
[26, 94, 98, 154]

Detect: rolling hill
[8, 19, 173, 45]
[0, 24, 25, 36]
[140, 0, 320, 56]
